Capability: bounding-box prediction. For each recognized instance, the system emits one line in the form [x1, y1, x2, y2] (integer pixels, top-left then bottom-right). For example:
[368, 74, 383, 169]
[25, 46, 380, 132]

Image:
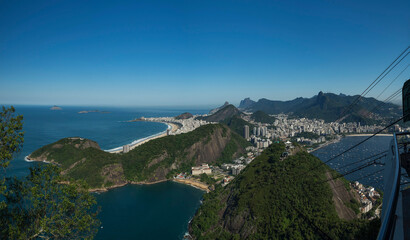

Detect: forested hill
[28, 124, 249, 190]
[201, 104, 240, 122]
[239, 91, 401, 123]
[189, 143, 380, 239]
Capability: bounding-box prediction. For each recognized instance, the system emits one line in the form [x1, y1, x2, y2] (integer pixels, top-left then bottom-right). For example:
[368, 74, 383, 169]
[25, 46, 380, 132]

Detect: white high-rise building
[244, 125, 249, 139]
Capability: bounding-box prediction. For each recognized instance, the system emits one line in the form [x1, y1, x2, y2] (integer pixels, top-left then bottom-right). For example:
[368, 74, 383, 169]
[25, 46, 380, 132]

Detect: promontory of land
[27, 124, 249, 191]
[188, 143, 380, 240]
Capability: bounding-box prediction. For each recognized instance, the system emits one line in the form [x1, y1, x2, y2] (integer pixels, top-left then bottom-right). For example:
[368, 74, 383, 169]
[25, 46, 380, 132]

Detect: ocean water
[5, 105, 207, 240]
[312, 136, 393, 191]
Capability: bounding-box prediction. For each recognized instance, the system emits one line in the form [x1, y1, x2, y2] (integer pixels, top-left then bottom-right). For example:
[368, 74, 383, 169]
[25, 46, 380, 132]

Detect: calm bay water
[312, 135, 393, 191]
[95, 182, 203, 240]
[5, 105, 393, 239]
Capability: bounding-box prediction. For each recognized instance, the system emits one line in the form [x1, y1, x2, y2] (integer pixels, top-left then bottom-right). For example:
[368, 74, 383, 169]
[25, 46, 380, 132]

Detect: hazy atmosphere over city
[1, 0, 409, 106]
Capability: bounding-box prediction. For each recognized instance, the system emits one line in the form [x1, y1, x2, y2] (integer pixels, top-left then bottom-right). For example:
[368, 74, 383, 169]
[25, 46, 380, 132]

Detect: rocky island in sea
[50, 105, 62, 110]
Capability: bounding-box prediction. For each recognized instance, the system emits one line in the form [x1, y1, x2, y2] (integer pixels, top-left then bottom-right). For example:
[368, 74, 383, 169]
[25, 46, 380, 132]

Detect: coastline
[309, 133, 393, 153]
[89, 178, 209, 193]
[345, 133, 393, 137]
[104, 122, 180, 154]
[173, 179, 209, 193]
[309, 136, 342, 153]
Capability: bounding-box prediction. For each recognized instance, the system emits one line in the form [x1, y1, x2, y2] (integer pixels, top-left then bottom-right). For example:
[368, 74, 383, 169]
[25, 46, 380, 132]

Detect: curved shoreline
[24, 122, 179, 162]
[89, 179, 208, 193]
[104, 122, 180, 154]
[173, 179, 209, 193]
[309, 133, 393, 153]
[104, 122, 171, 153]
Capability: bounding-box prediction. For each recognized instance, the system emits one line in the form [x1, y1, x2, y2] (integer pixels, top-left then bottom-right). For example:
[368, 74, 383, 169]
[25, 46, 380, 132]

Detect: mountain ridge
[238, 92, 401, 123]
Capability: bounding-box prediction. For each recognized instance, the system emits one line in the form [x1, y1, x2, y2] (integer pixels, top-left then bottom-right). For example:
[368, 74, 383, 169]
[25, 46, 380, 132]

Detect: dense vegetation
[215, 126, 251, 165]
[291, 132, 321, 140]
[221, 115, 255, 137]
[0, 106, 99, 239]
[189, 143, 380, 239]
[29, 124, 248, 189]
[251, 110, 276, 124]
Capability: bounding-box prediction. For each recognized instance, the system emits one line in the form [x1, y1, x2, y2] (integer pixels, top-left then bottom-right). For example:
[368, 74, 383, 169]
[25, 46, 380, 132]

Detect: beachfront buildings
[192, 164, 212, 175]
[123, 144, 130, 153]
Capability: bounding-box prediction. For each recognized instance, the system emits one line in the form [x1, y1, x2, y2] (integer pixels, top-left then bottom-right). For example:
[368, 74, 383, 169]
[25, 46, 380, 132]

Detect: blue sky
[0, 0, 409, 107]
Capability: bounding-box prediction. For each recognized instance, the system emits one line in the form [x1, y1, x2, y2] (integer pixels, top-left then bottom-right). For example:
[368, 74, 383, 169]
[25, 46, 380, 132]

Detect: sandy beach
[107, 122, 180, 154]
[173, 178, 210, 192]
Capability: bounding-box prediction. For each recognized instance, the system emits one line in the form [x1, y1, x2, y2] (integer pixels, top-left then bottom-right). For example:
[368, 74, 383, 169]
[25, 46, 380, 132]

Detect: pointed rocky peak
[239, 98, 256, 109]
[209, 101, 230, 114]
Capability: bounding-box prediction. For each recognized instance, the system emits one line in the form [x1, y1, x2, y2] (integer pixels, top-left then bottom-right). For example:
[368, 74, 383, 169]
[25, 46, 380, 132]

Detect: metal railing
[377, 132, 402, 240]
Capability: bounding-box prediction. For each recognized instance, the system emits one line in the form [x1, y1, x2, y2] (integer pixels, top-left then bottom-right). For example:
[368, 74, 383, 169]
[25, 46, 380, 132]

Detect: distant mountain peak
[203, 104, 241, 122]
[237, 91, 401, 123]
[238, 97, 256, 109]
[209, 101, 230, 114]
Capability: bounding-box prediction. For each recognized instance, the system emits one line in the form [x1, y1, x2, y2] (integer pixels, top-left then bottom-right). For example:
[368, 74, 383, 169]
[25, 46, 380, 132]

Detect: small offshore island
[50, 105, 62, 110]
[28, 92, 405, 239]
[78, 110, 111, 114]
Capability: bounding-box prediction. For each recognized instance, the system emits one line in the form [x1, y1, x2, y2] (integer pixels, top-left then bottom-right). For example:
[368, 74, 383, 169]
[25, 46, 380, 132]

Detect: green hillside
[29, 124, 249, 189]
[251, 110, 276, 124]
[221, 115, 255, 137]
[189, 143, 380, 239]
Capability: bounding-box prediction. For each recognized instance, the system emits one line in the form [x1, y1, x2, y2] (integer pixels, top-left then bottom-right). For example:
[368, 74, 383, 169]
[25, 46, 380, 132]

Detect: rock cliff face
[28, 124, 248, 190]
[238, 97, 255, 110]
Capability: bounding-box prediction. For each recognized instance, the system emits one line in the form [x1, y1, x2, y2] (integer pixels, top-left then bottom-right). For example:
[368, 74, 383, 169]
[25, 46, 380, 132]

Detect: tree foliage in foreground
[0, 106, 100, 239]
[0, 106, 24, 210]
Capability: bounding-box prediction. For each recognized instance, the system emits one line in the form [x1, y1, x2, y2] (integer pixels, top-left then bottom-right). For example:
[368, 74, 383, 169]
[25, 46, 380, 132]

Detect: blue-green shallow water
[94, 182, 204, 240]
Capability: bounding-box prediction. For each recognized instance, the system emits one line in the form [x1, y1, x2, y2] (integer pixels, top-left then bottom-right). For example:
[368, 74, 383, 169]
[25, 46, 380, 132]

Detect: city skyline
[1, 0, 409, 107]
